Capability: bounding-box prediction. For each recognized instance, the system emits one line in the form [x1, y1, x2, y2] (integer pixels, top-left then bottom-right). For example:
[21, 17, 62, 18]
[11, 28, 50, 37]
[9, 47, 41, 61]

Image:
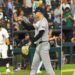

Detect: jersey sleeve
[33, 21, 39, 28]
[38, 19, 46, 31]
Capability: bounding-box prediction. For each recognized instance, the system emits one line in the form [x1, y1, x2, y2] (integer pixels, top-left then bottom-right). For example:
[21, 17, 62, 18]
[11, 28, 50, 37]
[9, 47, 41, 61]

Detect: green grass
[16, 70, 61, 75]
[62, 72, 73, 75]
[1, 64, 75, 75]
[62, 64, 75, 75]
[62, 64, 75, 70]
[0, 66, 61, 75]
[1, 70, 61, 75]
[0, 66, 13, 72]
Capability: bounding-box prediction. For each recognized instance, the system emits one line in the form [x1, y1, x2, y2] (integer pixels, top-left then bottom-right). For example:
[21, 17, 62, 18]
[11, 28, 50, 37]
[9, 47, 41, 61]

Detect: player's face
[35, 12, 41, 21]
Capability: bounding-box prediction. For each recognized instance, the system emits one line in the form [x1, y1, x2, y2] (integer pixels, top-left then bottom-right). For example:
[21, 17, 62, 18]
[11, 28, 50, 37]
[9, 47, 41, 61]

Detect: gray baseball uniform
[30, 17, 55, 75]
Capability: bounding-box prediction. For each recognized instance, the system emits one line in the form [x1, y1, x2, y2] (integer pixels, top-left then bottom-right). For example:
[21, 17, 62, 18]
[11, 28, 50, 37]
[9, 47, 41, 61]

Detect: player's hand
[30, 39, 36, 47]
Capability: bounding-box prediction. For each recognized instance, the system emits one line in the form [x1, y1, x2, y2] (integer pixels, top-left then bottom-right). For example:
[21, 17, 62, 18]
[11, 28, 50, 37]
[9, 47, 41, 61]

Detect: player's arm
[32, 30, 45, 43]
[4, 28, 10, 45]
[21, 21, 35, 30]
[5, 38, 10, 45]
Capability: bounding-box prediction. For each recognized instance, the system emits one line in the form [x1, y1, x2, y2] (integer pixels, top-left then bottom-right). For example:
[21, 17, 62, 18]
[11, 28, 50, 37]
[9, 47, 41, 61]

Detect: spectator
[22, 0, 33, 14]
[70, 0, 75, 17]
[54, 3, 61, 26]
[32, 0, 39, 12]
[20, 33, 31, 69]
[13, 9, 20, 31]
[48, 30, 61, 47]
[55, 33, 61, 47]
[14, 34, 20, 48]
[46, 5, 54, 27]
[15, 0, 18, 3]
[62, 0, 70, 10]
[20, 33, 31, 47]
[22, 0, 33, 8]
[0, 6, 12, 29]
[62, 7, 73, 26]
[45, 0, 51, 6]
[71, 37, 75, 43]
[7, 0, 13, 10]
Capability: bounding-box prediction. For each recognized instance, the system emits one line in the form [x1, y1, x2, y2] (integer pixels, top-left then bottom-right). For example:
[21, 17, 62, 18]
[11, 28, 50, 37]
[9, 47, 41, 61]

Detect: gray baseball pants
[30, 42, 55, 75]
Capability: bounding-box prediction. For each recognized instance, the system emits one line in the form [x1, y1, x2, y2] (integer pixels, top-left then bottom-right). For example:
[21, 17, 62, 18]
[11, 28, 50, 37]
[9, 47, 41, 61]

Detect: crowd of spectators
[1, 0, 75, 71]
[13, 0, 61, 46]
[62, 0, 75, 42]
[12, 0, 62, 70]
[62, 0, 75, 64]
[62, 0, 75, 27]
[12, 0, 75, 45]
[0, 0, 13, 29]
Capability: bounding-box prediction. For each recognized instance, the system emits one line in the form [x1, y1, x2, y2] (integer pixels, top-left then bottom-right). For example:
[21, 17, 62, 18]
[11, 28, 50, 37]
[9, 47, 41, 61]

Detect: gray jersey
[33, 17, 49, 44]
[30, 17, 55, 75]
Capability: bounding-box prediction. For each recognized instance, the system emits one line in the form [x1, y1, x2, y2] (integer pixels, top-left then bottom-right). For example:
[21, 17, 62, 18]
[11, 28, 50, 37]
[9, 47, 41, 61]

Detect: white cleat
[6, 69, 11, 73]
[37, 70, 42, 74]
[73, 72, 75, 75]
[14, 67, 21, 72]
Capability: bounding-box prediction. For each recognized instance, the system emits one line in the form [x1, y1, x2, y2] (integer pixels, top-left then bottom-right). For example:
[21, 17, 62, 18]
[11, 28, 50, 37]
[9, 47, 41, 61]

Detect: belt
[39, 41, 48, 44]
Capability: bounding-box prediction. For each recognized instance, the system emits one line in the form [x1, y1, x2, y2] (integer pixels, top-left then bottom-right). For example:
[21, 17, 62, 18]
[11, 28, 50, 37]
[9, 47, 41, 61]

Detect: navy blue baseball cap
[34, 7, 44, 14]
[34, 7, 49, 20]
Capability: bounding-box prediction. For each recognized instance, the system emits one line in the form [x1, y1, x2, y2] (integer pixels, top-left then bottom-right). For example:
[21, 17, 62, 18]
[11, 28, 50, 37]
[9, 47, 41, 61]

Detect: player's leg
[2, 58, 10, 72]
[30, 46, 41, 75]
[37, 61, 43, 74]
[2, 45, 10, 72]
[40, 43, 55, 75]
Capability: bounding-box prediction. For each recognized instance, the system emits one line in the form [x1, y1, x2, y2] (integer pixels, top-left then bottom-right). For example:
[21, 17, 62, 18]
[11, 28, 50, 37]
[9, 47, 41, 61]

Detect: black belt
[39, 41, 48, 44]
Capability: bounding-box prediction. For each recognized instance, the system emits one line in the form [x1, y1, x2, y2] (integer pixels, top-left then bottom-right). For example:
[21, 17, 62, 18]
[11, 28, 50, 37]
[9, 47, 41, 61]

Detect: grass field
[62, 64, 75, 75]
[1, 64, 75, 75]
[0, 70, 61, 75]
[1, 70, 61, 75]
[0, 67, 61, 75]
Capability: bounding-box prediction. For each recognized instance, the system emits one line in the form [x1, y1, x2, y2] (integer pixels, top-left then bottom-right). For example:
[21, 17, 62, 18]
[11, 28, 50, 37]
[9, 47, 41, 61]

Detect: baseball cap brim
[34, 7, 43, 14]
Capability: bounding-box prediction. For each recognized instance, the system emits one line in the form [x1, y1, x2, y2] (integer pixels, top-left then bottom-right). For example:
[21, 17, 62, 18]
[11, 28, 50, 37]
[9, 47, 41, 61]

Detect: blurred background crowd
[13, 0, 61, 70]
[0, 0, 75, 71]
[61, 0, 75, 65]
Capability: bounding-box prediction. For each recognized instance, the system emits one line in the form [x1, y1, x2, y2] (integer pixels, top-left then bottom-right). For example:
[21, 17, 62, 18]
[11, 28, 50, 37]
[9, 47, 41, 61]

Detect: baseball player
[0, 20, 10, 72]
[30, 9, 55, 75]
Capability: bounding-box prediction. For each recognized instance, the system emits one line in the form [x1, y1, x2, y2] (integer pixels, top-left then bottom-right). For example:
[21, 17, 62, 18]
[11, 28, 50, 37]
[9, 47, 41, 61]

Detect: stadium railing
[13, 47, 61, 69]
[63, 42, 75, 63]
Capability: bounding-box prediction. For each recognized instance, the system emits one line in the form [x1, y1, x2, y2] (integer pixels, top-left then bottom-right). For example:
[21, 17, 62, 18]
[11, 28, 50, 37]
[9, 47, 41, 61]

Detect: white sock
[6, 63, 9, 69]
[6, 63, 10, 72]
[37, 61, 43, 72]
